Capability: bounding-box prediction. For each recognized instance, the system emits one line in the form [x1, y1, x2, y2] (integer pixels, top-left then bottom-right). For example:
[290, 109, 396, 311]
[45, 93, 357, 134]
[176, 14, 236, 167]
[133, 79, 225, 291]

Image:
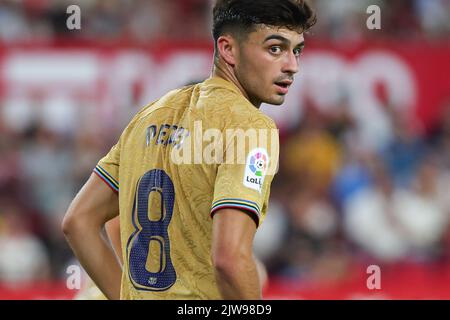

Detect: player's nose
[282, 51, 299, 75]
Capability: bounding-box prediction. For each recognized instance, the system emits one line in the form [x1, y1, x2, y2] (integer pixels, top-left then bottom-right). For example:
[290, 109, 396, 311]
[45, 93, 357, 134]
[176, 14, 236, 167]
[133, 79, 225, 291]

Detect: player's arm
[211, 208, 261, 300]
[62, 173, 122, 300]
[105, 216, 123, 265]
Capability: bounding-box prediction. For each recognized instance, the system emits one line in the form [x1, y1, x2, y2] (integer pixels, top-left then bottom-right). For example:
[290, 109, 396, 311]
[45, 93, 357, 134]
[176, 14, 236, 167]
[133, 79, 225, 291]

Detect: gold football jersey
[93, 77, 279, 299]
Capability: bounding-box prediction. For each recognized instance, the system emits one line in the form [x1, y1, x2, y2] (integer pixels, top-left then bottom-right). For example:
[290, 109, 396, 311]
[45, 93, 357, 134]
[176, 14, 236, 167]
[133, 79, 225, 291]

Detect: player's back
[96, 77, 278, 299]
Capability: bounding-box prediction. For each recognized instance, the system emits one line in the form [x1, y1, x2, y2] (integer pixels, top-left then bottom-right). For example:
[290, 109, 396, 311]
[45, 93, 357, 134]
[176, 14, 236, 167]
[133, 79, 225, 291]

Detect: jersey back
[94, 77, 279, 299]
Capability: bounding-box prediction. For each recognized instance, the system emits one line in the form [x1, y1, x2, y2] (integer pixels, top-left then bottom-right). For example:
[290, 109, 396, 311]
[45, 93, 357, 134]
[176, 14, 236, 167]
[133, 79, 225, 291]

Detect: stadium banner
[2, 261, 450, 300]
[0, 41, 449, 137]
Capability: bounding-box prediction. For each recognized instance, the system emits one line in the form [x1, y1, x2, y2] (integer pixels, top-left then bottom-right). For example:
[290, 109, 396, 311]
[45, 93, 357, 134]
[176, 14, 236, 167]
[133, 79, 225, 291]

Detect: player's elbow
[213, 257, 237, 281]
[61, 208, 79, 238]
[61, 205, 93, 239]
[212, 248, 248, 277]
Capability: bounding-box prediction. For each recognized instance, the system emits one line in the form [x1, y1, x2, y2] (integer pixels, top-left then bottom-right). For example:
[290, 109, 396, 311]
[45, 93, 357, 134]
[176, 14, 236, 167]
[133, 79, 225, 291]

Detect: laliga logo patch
[250, 152, 267, 176]
[243, 148, 269, 192]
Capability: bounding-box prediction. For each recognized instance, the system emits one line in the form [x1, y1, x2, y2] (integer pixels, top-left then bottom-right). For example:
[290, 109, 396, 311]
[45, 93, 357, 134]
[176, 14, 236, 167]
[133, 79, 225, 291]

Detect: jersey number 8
[126, 169, 177, 291]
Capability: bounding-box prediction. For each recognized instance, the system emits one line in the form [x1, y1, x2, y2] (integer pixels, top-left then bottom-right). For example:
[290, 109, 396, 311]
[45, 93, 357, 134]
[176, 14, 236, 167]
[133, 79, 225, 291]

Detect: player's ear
[216, 35, 237, 66]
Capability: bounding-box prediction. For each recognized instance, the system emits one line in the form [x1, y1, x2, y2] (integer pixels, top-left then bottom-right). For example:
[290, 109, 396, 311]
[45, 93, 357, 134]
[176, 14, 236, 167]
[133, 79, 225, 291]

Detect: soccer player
[62, 0, 316, 300]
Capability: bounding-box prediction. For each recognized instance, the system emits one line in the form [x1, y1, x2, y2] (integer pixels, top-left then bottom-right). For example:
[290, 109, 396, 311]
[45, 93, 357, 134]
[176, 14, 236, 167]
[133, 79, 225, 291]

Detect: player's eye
[293, 48, 303, 57]
[269, 46, 282, 54]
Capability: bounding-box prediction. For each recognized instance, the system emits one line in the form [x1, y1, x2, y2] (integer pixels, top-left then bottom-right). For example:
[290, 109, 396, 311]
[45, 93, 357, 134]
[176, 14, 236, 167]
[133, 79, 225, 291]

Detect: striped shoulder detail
[93, 165, 119, 193]
[210, 198, 261, 227]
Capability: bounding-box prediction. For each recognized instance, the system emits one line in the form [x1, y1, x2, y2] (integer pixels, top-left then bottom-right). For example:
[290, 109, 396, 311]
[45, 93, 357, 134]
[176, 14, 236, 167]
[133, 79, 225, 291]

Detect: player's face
[235, 26, 304, 107]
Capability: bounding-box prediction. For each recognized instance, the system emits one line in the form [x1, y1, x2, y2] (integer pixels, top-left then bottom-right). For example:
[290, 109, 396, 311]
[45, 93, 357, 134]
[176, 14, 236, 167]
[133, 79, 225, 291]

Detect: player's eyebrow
[297, 41, 305, 49]
[263, 35, 305, 49]
[263, 34, 290, 45]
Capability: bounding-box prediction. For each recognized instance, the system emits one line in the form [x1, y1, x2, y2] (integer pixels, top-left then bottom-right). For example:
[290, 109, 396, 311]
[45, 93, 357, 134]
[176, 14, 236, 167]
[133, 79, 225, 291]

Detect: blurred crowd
[0, 107, 116, 286]
[0, 0, 449, 43]
[1, 0, 450, 290]
[255, 98, 450, 284]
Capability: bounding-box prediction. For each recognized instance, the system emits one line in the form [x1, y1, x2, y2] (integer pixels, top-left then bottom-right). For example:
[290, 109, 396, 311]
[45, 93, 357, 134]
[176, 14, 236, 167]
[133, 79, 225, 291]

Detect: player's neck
[212, 64, 262, 109]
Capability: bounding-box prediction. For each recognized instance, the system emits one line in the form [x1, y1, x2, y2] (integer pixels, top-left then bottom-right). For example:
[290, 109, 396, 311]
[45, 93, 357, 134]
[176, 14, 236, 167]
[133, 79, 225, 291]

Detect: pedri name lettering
[146, 123, 190, 149]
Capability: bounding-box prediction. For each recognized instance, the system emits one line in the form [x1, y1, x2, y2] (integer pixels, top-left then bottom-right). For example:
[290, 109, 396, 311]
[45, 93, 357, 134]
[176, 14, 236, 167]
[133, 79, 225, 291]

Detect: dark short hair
[212, 0, 317, 44]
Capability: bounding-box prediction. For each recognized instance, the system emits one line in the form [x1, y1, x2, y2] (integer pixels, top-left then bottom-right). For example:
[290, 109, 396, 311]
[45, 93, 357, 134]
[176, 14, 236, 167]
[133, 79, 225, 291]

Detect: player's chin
[265, 94, 286, 106]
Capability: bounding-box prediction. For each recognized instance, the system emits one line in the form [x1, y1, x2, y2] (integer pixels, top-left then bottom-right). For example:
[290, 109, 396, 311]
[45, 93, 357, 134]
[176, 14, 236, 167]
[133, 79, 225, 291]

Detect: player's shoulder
[198, 77, 277, 130]
[128, 85, 196, 124]
[140, 85, 196, 116]
[117, 85, 196, 142]
[227, 98, 278, 131]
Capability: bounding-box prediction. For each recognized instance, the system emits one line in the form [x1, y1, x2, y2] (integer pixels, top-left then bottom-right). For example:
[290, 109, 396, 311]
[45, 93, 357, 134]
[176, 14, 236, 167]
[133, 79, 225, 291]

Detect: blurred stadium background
[0, 0, 450, 299]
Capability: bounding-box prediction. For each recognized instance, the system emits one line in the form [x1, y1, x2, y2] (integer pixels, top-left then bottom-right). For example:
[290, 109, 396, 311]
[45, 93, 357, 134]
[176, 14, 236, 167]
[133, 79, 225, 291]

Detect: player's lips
[274, 80, 293, 94]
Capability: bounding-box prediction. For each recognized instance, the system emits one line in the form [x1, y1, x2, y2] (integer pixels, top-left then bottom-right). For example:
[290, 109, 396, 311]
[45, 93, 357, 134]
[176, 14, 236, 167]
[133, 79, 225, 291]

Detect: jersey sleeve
[210, 114, 279, 228]
[93, 139, 121, 193]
